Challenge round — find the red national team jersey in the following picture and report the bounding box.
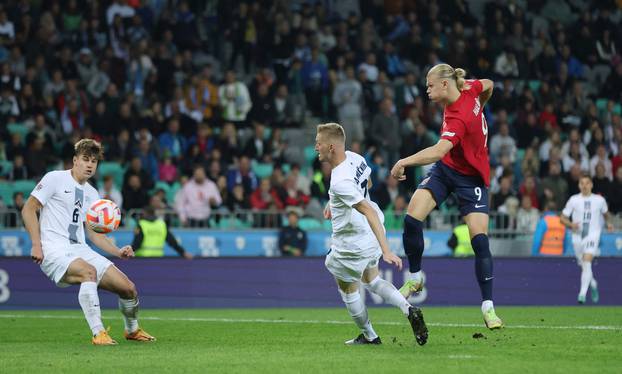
[439,80,490,186]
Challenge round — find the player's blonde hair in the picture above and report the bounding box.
[74,138,104,160]
[317,122,346,145]
[428,63,466,91]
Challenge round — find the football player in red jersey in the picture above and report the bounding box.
[390,63,503,329]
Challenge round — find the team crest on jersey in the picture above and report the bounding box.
[36,183,43,191]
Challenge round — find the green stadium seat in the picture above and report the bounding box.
[0,181,13,205]
[528,80,541,93]
[168,182,181,204]
[7,123,30,141]
[219,217,251,229]
[12,179,37,199]
[152,181,171,197]
[298,217,322,231]
[97,161,125,188]
[0,160,13,176]
[303,146,317,166]
[253,162,274,179]
[595,98,608,112]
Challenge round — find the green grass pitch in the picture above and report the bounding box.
[1,307,620,373]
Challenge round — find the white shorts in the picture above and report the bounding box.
[40,244,113,287]
[572,235,600,261]
[325,249,382,283]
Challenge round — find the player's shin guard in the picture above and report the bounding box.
[471,234,493,301]
[403,215,424,273]
[119,297,139,333]
[339,290,377,340]
[364,276,411,316]
[579,262,592,299]
[78,281,104,336]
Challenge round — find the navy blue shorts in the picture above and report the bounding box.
[417,161,489,216]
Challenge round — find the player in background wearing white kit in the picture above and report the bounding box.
[22,139,156,345]
[315,123,428,346]
[560,174,614,304]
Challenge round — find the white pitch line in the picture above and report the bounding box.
[0,314,621,331]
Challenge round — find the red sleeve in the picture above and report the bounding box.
[440,117,466,146]
[466,79,483,96]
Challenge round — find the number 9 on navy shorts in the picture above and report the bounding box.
[417,161,489,216]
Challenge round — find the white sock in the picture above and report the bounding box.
[409,271,422,282]
[580,262,592,298]
[78,281,104,336]
[365,276,411,316]
[340,290,377,340]
[119,298,139,333]
[481,300,494,314]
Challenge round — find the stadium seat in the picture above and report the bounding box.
[0,181,13,205]
[303,146,317,166]
[219,217,251,229]
[0,160,13,177]
[528,80,541,93]
[168,182,181,204]
[152,181,171,198]
[298,217,322,231]
[7,123,30,141]
[12,179,37,199]
[97,162,125,188]
[252,162,274,179]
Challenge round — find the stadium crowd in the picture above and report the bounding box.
[0,0,621,229]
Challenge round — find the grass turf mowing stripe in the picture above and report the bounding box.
[1,313,621,331]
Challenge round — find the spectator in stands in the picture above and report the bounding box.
[226,183,251,222]
[219,70,252,127]
[132,197,192,259]
[520,146,540,179]
[99,174,123,210]
[175,165,222,227]
[6,191,24,227]
[531,201,569,257]
[332,65,364,147]
[134,138,159,182]
[589,144,612,180]
[519,174,540,210]
[158,155,178,184]
[369,97,401,167]
[278,208,308,257]
[158,118,188,163]
[563,140,589,173]
[217,122,241,165]
[124,156,154,192]
[489,122,517,165]
[243,122,272,162]
[492,174,516,211]
[122,174,149,211]
[250,177,283,228]
[592,162,613,199]
[516,195,540,233]
[247,84,275,127]
[282,173,310,209]
[609,166,622,214]
[372,173,401,211]
[9,154,28,181]
[384,194,407,231]
[540,161,568,211]
[226,155,258,196]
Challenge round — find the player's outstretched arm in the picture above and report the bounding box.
[86,223,134,258]
[391,139,454,180]
[22,196,44,264]
[478,79,494,107]
[353,199,402,270]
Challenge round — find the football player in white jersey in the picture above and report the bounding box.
[560,174,614,304]
[315,123,428,346]
[22,139,155,345]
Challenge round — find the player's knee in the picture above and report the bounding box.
[119,280,137,299]
[471,233,491,258]
[79,264,97,282]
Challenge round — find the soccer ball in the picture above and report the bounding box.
[86,199,122,233]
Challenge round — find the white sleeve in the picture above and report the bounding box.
[30,172,58,206]
[600,197,608,214]
[561,197,574,218]
[332,180,364,208]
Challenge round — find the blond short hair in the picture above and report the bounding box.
[428,63,467,90]
[74,138,104,160]
[317,122,346,145]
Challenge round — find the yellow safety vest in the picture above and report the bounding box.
[454,224,474,257]
[135,219,167,257]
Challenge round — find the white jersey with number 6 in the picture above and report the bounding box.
[31,170,100,251]
[562,193,608,241]
[328,151,384,258]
